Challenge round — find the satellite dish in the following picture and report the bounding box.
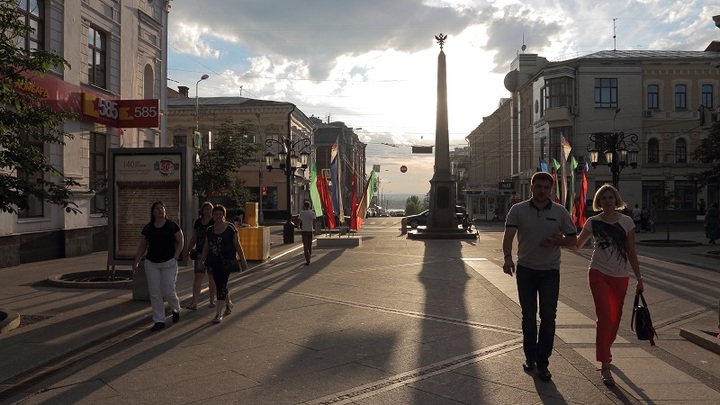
[521,44,527,52]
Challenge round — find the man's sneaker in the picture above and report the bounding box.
[150,322,165,332]
[522,360,535,372]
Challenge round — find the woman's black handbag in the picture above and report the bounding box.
[631,291,657,346]
[222,258,241,273]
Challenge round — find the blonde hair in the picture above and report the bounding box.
[592,184,626,211]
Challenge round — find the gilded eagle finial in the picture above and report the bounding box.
[435,33,447,50]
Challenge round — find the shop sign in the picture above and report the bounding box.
[82,93,159,128]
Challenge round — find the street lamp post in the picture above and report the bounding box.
[587,131,640,190]
[265,137,311,243]
[195,74,209,131]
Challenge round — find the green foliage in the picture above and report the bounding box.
[689,119,720,190]
[0,0,79,214]
[193,118,259,211]
[404,195,424,215]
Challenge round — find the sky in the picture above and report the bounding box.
[167,0,720,195]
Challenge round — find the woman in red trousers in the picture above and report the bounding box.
[570,184,643,386]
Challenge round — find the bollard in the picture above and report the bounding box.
[401,218,407,234]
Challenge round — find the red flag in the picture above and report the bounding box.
[350,172,358,230]
[577,169,588,228]
[318,174,335,229]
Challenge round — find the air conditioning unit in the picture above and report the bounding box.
[644,110,653,117]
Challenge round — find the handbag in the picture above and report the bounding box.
[631,291,657,346]
[221,258,241,273]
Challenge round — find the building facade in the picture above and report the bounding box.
[0,0,170,267]
[166,95,316,222]
[468,46,720,221]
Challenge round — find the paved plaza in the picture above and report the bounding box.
[0,219,718,404]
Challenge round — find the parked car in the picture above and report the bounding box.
[405,210,429,228]
[405,206,466,229]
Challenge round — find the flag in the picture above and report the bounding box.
[560,136,572,206]
[309,160,323,217]
[330,137,344,224]
[552,158,561,202]
[350,172,358,230]
[318,172,335,229]
[569,155,578,222]
[539,157,548,173]
[355,170,376,230]
[577,164,588,229]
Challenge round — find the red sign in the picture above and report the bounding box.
[400,165,408,173]
[82,93,159,128]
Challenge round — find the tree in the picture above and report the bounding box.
[689,119,720,190]
[405,195,424,215]
[193,118,259,211]
[0,0,80,214]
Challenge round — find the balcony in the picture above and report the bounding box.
[543,106,573,126]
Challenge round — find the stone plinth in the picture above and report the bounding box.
[316,236,362,248]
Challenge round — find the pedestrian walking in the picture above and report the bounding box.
[298,201,316,265]
[502,172,577,381]
[131,201,183,332]
[705,202,720,244]
[569,184,643,386]
[632,204,642,233]
[199,204,248,323]
[183,201,216,310]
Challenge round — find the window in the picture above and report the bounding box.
[702,84,713,109]
[647,138,659,164]
[674,84,687,110]
[16,0,44,51]
[90,133,107,215]
[674,181,695,210]
[675,138,687,163]
[647,84,659,110]
[544,77,573,109]
[17,134,45,218]
[594,78,617,108]
[88,27,107,88]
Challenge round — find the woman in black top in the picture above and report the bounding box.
[199,204,248,323]
[183,201,216,310]
[132,201,184,332]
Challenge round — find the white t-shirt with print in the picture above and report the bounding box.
[583,214,635,277]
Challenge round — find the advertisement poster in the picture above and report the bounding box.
[112,153,183,259]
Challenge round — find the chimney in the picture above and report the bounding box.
[178,86,189,97]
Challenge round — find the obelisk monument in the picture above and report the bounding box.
[427,34,456,229]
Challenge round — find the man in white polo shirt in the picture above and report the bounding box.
[502,172,577,381]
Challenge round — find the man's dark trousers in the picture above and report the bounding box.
[516,265,559,366]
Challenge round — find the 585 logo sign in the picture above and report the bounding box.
[82,93,159,128]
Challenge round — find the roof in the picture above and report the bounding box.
[560,49,720,63]
[167,96,292,108]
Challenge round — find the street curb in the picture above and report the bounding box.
[679,327,720,355]
[0,308,21,333]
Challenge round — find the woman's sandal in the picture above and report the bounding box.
[208,302,216,308]
[185,303,197,311]
[212,314,223,324]
[224,303,233,316]
[601,367,615,386]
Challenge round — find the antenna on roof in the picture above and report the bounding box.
[613,18,617,51]
[239,85,243,96]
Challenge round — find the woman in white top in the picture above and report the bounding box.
[570,184,643,386]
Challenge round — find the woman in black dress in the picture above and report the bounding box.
[199,205,248,323]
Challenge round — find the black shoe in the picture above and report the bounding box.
[537,365,552,381]
[150,322,165,332]
[522,360,535,371]
[172,311,180,323]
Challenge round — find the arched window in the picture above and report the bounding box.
[675,138,687,163]
[647,138,659,163]
[143,64,154,99]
